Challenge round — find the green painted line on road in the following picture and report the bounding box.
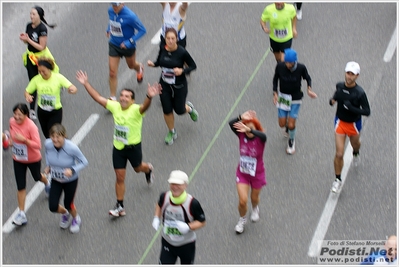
[137,47,270,265]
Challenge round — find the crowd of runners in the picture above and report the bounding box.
[2,2,388,265]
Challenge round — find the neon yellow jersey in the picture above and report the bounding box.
[25,72,72,111]
[261,3,296,43]
[106,101,144,150]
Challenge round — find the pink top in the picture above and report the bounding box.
[9,117,41,163]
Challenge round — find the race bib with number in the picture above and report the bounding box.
[239,155,257,177]
[109,20,123,37]
[163,220,184,242]
[161,68,176,84]
[274,28,288,39]
[50,167,67,181]
[12,143,28,161]
[114,125,129,144]
[40,94,56,111]
[277,92,292,111]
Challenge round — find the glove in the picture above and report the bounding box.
[152,216,160,231]
[175,220,190,234]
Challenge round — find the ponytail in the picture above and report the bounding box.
[34,6,57,29]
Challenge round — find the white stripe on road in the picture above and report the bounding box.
[383,25,397,62]
[2,113,100,234]
[307,143,354,257]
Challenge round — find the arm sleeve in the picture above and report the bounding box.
[157,192,167,208]
[228,117,240,136]
[29,123,41,150]
[71,143,89,173]
[190,198,206,223]
[183,50,196,75]
[153,47,162,67]
[251,129,267,143]
[272,64,279,92]
[346,93,371,116]
[302,66,312,87]
[60,74,73,88]
[123,14,147,49]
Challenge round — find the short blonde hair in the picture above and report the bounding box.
[49,123,67,138]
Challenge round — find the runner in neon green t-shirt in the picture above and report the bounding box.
[260,2,297,63]
[76,70,162,218]
[25,57,77,138]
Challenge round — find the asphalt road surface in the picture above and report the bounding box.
[1,2,397,265]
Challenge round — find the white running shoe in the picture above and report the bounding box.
[251,206,260,222]
[353,154,360,167]
[235,217,247,234]
[296,9,302,20]
[60,211,71,229]
[286,139,296,155]
[13,211,27,226]
[70,215,82,234]
[331,179,342,193]
[109,203,126,217]
[29,109,37,120]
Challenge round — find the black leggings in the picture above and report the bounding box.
[37,107,63,138]
[49,179,78,213]
[13,160,42,191]
[26,54,39,110]
[159,79,188,115]
[159,237,196,264]
[295,2,302,10]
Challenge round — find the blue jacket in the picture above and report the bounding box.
[107,5,146,49]
[45,139,88,183]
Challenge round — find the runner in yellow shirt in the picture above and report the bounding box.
[25,57,77,138]
[75,70,162,217]
[260,2,297,63]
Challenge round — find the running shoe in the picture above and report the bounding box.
[70,215,82,234]
[331,179,342,193]
[3,130,10,150]
[29,109,37,120]
[109,203,126,217]
[13,211,27,226]
[137,63,144,83]
[353,154,360,167]
[60,212,71,229]
[251,206,260,222]
[165,130,177,145]
[296,9,302,20]
[186,101,198,122]
[235,217,247,234]
[145,163,154,186]
[286,139,295,155]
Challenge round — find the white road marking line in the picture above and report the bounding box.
[383,25,397,62]
[307,143,354,258]
[2,113,100,234]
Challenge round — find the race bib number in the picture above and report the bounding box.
[163,220,184,242]
[277,92,292,111]
[161,68,176,84]
[239,156,257,177]
[50,167,67,181]
[40,94,56,111]
[12,143,28,161]
[109,20,123,37]
[274,28,288,39]
[114,125,129,144]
